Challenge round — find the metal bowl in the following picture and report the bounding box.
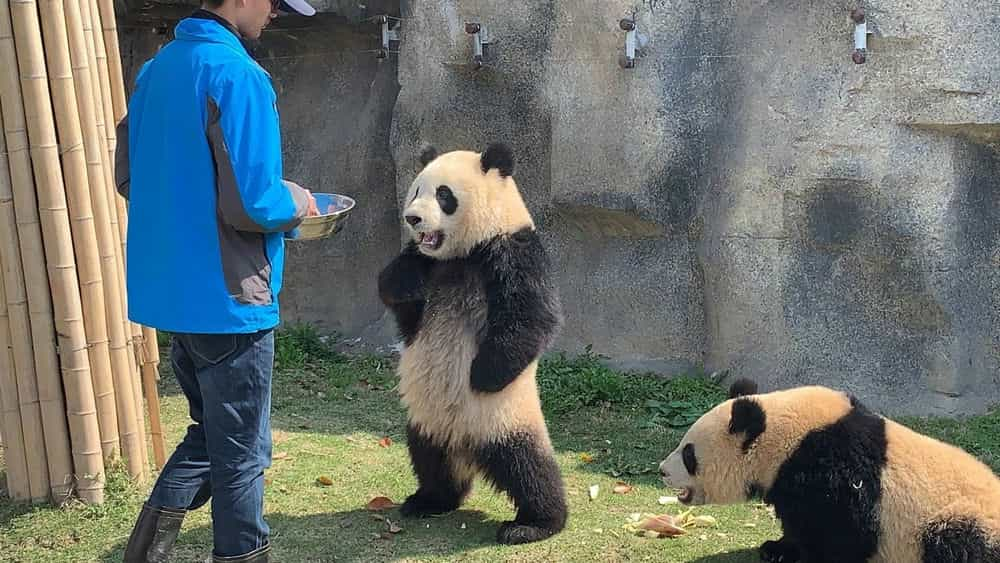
[288,193,356,241]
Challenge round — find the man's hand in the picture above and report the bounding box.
[305,190,320,216]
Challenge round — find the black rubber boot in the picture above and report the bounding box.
[123,503,186,562]
[212,542,270,562]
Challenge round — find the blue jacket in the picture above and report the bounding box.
[115,12,310,334]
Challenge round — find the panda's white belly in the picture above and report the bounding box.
[396,271,545,447]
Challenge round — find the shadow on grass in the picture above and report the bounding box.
[689,548,761,562]
[0,495,36,529]
[97,507,510,563]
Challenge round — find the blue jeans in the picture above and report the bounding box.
[146,330,274,558]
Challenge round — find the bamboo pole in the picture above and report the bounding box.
[11,0,105,505]
[96,0,126,125]
[0,104,48,504]
[2,0,76,505]
[141,325,166,469]
[84,0,140,456]
[83,0,123,293]
[63,0,153,482]
[94,0,129,290]
[0,120,33,503]
[0,270,32,503]
[95,0,157,472]
[131,323,148,472]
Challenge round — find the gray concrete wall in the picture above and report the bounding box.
[118,1,999,416]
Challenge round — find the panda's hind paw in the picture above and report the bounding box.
[399,493,458,518]
[496,521,559,545]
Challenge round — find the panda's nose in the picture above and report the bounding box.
[405,215,421,227]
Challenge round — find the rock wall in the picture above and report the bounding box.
[117,1,999,416]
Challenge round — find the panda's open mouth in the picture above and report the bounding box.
[418,230,444,250]
[677,487,694,504]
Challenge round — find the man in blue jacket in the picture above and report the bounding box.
[117,1,318,561]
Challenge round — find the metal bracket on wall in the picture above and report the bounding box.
[619,14,649,69]
[465,22,491,69]
[851,8,868,64]
[620,17,638,68]
[365,14,401,60]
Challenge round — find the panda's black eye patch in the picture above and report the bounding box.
[682,443,697,475]
[436,185,457,215]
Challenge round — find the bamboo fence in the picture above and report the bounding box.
[0,0,166,505]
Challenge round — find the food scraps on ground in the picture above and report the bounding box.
[625,508,718,539]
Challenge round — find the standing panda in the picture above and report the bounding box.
[658,379,1000,562]
[377,142,568,545]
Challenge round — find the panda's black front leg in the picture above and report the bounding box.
[470,230,561,393]
[378,242,434,344]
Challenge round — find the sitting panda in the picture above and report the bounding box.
[658,379,1000,563]
[377,142,567,545]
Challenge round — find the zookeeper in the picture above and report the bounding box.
[115,0,320,561]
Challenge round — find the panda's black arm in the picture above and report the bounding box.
[378,242,435,342]
[378,242,434,305]
[470,229,562,393]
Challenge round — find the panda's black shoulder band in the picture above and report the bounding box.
[469,228,561,393]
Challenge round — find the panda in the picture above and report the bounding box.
[376,142,567,545]
[658,378,1000,563]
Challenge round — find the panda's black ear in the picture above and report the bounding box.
[728,378,758,399]
[728,398,766,452]
[419,143,439,168]
[481,143,514,178]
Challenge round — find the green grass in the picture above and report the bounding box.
[1,326,998,562]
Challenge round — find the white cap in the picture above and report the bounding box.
[277,0,316,16]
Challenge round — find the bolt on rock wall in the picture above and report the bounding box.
[116,0,999,416]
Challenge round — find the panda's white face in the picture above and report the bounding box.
[402,147,533,260]
[658,392,767,507]
[658,404,736,506]
[402,176,463,259]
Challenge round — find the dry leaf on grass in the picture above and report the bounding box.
[366,496,399,511]
[272,452,289,460]
[378,436,393,448]
[579,453,594,463]
[316,476,334,486]
[658,495,679,505]
[612,482,634,494]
